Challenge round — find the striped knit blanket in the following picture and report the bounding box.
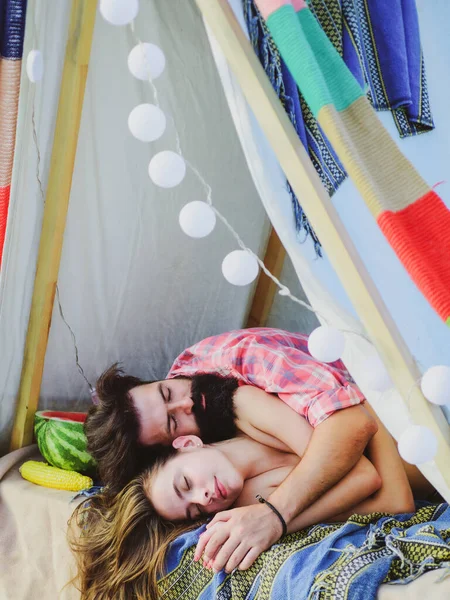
[253,0,450,325]
[0,0,27,268]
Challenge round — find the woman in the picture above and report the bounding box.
[70,387,433,599]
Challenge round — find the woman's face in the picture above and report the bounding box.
[146,446,244,521]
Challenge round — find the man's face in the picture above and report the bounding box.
[130,374,238,447]
[130,378,199,446]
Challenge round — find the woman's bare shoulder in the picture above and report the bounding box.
[234,466,294,508]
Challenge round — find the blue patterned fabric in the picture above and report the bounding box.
[159,504,450,600]
[243,0,434,255]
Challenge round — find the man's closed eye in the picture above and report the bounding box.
[171,415,178,434]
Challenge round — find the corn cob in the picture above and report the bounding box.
[19,460,93,492]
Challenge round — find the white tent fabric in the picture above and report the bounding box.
[0,0,278,453]
[0,0,448,502]
[205,0,450,500]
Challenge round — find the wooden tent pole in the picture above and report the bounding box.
[195,0,450,492]
[10,0,97,450]
[246,228,286,328]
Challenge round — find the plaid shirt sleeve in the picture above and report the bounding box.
[235,334,365,428]
[168,329,365,428]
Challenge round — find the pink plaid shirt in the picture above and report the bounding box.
[167,328,365,427]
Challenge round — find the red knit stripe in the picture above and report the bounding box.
[0,185,11,267]
[378,190,450,322]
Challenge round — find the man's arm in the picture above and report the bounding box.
[195,386,378,572]
[236,385,378,520]
[265,402,377,523]
[338,404,415,515]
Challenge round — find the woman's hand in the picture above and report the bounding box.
[194,503,283,573]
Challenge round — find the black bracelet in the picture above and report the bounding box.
[256,494,287,538]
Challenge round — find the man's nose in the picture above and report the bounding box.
[178,395,193,414]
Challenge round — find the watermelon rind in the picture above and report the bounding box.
[34,411,96,473]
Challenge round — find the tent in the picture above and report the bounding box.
[1,0,450,596]
[2,0,449,490]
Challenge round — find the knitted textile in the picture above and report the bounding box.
[0,0,28,268]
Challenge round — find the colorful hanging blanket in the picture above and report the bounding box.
[243,0,434,255]
[159,504,450,600]
[252,0,450,325]
[0,0,27,268]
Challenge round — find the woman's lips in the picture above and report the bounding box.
[215,476,228,500]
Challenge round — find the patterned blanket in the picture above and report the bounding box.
[159,504,450,600]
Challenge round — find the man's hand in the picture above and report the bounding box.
[194,504,283,573]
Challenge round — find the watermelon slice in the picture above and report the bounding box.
[34,410,96,473]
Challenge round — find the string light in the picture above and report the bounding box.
[398,425,438,465]
[148,151,186,188]
[222,250,259,286]
[99,0,139,26]
[128,42,166,81]
[179,201,216,238]
[26,50,44,82]
[421,365,450,406]
[360,353,393,393]
[128,103,166,142]
[307,325,345,363]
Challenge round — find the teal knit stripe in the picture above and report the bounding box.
[266,5,363,116]
[266,5,331,116]
[297,8,364,111]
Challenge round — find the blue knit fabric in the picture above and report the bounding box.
[0,0,27,59]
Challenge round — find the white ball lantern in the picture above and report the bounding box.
[148,151,186,188]
[361,354,393,392]
[421,365,450,406]
[179,201,216,238]
[26,50,44,82]
[222,250,259,286]
[128,104,166,142]
[128,43,166,81]
[308,325,345,363]
[398,425,438,465]
[99,0,139,26]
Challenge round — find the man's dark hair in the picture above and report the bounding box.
[84,364,161,495]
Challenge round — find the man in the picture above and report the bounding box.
[85,328,414,571]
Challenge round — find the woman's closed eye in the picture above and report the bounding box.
[184,476,191,491]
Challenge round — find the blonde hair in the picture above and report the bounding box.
[69,454,201,599]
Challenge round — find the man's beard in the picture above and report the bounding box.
[188,373,239,443]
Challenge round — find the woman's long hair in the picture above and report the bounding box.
[69,453,202,599]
